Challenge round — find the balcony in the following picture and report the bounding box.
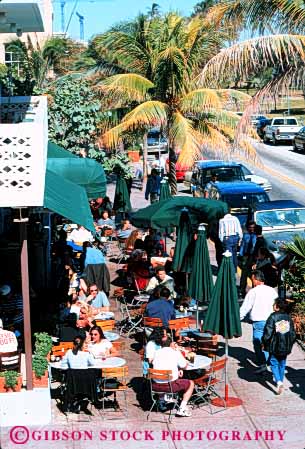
[0,0,44,33]
[0,96,48,207]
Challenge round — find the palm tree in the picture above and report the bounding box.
[95,13,250,194]
[5,36,82,92]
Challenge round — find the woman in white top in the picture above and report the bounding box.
[88,326,117,358]
[61,336,95,369]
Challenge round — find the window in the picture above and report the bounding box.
[286,119,298,125]
[256,208,305,227]
[5,51,23,77]
[273,119,284,125]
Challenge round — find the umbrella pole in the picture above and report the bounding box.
[211,338,243,408]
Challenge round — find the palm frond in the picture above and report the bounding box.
[199,34,305,87]
[170,112,203,166]
[285,236,305,270]
[98,73,154,103]
[180,88,224,113]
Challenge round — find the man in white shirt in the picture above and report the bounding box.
[68,225,94,251]
[240,270,278,373]
[146,267,176,299]
[152,338,194,417]
[218,210,243,270]
[0,318,18,353]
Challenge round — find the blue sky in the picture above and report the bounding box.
[53,0,199,41]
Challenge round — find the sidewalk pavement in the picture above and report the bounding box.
[1,181,304,449]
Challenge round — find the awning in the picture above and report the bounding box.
[47,143,107,199]
[47,142,77,158]
[44,170,95,232]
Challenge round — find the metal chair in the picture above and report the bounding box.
[0,351,21,372]
[146,368,179,422]
[191,358,227,414]
[100,366,128,418]
[193,335,219,361]
[111,340,126,356]
[118,302,144,337]
[62,368,100,414]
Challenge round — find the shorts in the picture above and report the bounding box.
[152,378,191,393]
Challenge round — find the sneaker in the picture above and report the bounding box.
[176,408,192,417]
[277,382,284,395]
[254,365,268,374]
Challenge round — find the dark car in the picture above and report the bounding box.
[253,200,305,262]
[208,182,270,227]
[293,126,305,152]
[191,160,245,191]
[256,117,271,139]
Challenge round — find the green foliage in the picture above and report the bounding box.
[90,149,133,179]
[34,332,53,357]
[284,236,305,303]
[0,370,19,389]
[48,76,102,154]
[32,332,52,378]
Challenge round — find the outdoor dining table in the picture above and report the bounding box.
[132,294,150,305]
[185,355,211,371]
[94,311,115,320]
[50,356,126,370]
[176,311,193,319]
[103,331,120,341]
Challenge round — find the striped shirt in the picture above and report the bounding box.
[218,214,243,242]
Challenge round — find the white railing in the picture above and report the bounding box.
[0,96,48,207]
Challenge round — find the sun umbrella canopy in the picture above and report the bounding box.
[131,197,228,229]
[159,177,171,201]
[172,209,193,272]
[188,225,214,304]
[204,251,242,339]
[113,176,131,213]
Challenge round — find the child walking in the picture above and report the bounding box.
[262,298,296,395]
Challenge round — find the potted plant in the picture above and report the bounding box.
[0,371,22,392]
[32,332,52,387]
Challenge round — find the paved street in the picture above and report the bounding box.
[252,141,305,203]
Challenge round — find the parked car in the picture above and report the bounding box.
[195,180,270,227]
[252,200,305,263]
[264,117,302,145]
[184,160,245,192]
[184,160,271,192]
[175,162,189,182]
[293,126,305,152]
[256,117,271,139]
[239,163,272,192]
[251,114,268,126]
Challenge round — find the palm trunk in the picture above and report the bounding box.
[143,132,148,180]
[168,146,177,196]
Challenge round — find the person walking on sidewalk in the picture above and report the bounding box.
[239,221,257,297]
[262,298,296,395]
[240,270,278,373]
[145,169,161,203]
[218,209,243,270]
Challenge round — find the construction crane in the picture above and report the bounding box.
[52,0,111,34]
[76,11,84,41]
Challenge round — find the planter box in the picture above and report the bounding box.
[128,150,140,162]
[0,376,22,393]
[33,372,49,388]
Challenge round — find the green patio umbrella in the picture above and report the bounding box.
[172,209,193,273]
[159,177,171,201]
[204,250,242,407]
[131,197,228,229]
[113,176,131,214]
[188,224,214,326]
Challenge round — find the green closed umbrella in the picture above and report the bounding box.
[113,176,131,213]
[159,177,171,201]
[188,224,214,326]
[204,250,242,407]
[172,209,193,273]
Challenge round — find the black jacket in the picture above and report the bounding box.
[262,312,296,357]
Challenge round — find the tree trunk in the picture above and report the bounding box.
[143,133,148,180]
[168,147,177,196]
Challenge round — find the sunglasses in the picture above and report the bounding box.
[90,289,98,292]
[90,332,99,336]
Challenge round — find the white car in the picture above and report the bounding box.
[239,164,272,192]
